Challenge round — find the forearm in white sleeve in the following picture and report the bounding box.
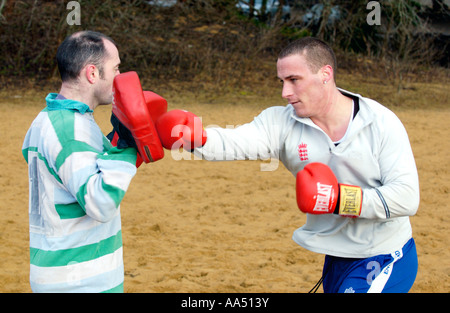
[194,107,286,162]
[360,117,420,220]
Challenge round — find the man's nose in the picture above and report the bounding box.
[281,83,293,99]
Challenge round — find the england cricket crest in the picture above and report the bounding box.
[298,142,308,161]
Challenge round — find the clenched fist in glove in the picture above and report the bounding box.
[296,162,362,218]
[155,109,207,151]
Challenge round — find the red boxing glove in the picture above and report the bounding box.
[143,90,168,123]
[155,109,207,151]
[296,162,362,217]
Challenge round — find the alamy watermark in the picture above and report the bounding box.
[169,119,280,172]
[63,0,380,172]
[367,1,381,26]
[65,1,381,26]
[66,1,81,26]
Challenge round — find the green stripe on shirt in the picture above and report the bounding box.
[30,230,122,267]
[97,146,138,164]
[47,109,75,143]
[55,202,86,219]
[55,140,100,171]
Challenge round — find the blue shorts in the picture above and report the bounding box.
[322,238,418,293]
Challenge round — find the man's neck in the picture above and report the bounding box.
[59,81,96,111]
[311,89,354,142]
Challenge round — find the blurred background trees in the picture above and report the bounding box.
[0,0,448,92]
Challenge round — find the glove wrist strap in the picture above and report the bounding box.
[334,184,363,218]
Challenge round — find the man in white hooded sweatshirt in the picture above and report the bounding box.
[155,37,419,293]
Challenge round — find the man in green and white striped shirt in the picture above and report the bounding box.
[22,31,137,292]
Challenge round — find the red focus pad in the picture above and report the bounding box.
[112,71,164,163]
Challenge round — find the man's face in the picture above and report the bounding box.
[277,53,326,118]
[95,39,121,106]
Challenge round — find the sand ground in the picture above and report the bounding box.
[1,88,449,293]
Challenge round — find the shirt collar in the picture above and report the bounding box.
[45,93,93,114]
[289,88,375,132]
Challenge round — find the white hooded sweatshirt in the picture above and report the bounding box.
[194,89,419,258]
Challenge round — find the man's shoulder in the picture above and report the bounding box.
[339,88,400,121]
[258,103,294,120]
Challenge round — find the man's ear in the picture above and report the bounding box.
[84,64,98,84]
[321,64,333,83]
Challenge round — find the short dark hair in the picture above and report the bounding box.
[56,31,116,82]
[278,37,337,80]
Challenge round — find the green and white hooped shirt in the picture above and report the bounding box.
[22,93,137,292]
